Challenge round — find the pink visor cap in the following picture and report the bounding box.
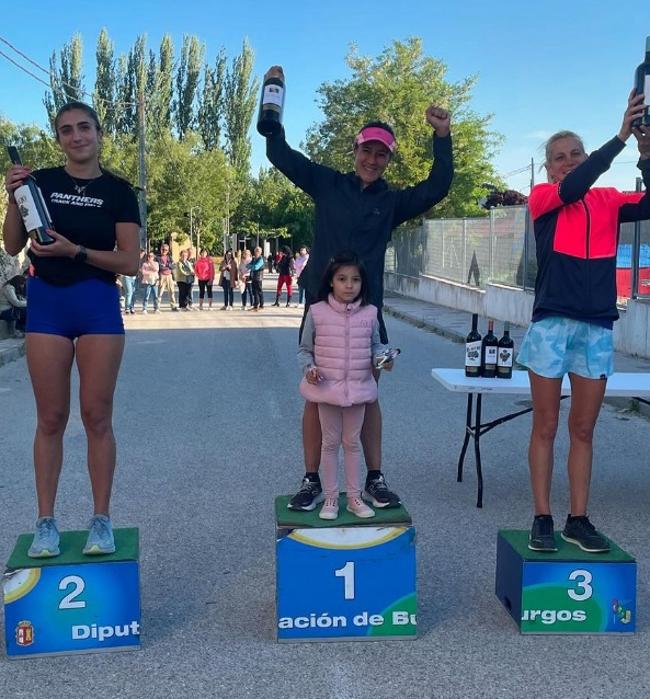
[354,126,396,153]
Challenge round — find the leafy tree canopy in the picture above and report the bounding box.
[305,38,504,217]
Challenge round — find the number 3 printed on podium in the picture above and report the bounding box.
[58,575,87,610]
[335,562,355,600]
[567,569,593,602]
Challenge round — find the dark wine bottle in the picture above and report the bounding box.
[497,321,514,379]
[481,319,498,378]
[7,146,55,245]
[465,313,482,377]
[257,69,285,137]
[633,36,650,128]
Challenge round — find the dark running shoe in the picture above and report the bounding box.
[528,515,558,552]
[561,515,610,553]
[287,477,324,511]
[362,473,401,508]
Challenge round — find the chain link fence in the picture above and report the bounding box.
[386,206,650,303]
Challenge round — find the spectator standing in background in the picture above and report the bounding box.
[195,248,215,310]
[140,252,160,313]
[157,243,178,311]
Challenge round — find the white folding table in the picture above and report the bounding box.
[431,368,650,508]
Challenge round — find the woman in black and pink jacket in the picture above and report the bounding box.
[519,91,650,554]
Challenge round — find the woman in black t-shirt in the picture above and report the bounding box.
[3,101,141,558]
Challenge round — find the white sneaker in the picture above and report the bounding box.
[319,497,339,520]
[142,309,148,314]
[346,496,375,518]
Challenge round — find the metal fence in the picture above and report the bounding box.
[386,206,650,303]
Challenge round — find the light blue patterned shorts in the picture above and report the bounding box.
[517,316,613,379]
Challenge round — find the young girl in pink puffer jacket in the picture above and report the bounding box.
[298,253,388,521]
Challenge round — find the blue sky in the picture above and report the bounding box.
[0,1,646,193]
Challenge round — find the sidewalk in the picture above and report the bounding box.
[382,290,650,415]
[0,336,25,368]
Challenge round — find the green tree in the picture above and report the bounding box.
[157,36,175,132]
[175,35,204,139]
[146,35,175,135]
[143,132,234,251]
[114,54,135,136]
[93,28,116,135]
[305,38,503,217]
[224,39,258,177]
[198,49,226,151]
[233,167,313,248]
[43,33,85,127]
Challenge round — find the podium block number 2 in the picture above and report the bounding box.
[335,562,355,600]
[59,575,86,610]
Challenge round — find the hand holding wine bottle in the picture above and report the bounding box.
[4,163,31,201]
[633,125,650,160]
[618,89,647,143]
[30,229,80,259]
[5,147,55,245]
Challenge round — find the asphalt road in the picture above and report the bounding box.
[1,283,649,699]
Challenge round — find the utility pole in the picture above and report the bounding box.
[530,157,535,192]
[189,206,201,255]
[137,93,148,251]
[632,176,644,299]
[223,183,230,253]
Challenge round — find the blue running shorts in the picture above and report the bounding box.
[517,316,613,379]
[26,277,124,339]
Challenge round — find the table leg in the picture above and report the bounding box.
[457,393,474,482]
[474,394,484,508]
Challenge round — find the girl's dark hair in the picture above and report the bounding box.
[359,120,395,137]
[54,101,102,138]
[281,245,292,256]
[317,251,368,305]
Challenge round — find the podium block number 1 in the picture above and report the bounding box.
[335,562,355,600]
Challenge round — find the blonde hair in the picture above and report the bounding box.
[544,130,585,166]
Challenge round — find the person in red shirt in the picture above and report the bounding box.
[194,248,215,310]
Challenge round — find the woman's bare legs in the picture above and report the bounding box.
[76,334,125,515]
[528,371,562,515]
[26,333,75,517]
[566,373,606,516]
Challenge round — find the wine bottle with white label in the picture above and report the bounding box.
[465,314,482,377]
[257,68,285,137]
[497,322,514,379]
[7,146,55,245]
[481,319,498,378]
[633,36,650,128]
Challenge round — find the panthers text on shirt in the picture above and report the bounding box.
[50,192,104,208]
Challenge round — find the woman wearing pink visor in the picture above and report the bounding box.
[264,65,453,512]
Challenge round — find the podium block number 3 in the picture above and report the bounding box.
[567,570,592,602]
[335,562,355,600]
[58,575,86,610]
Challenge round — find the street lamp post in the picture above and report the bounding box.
[189,206,201,255]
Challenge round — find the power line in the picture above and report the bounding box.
[0,34,140,108]
[0,48,51,89]
[0,36,49,75]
